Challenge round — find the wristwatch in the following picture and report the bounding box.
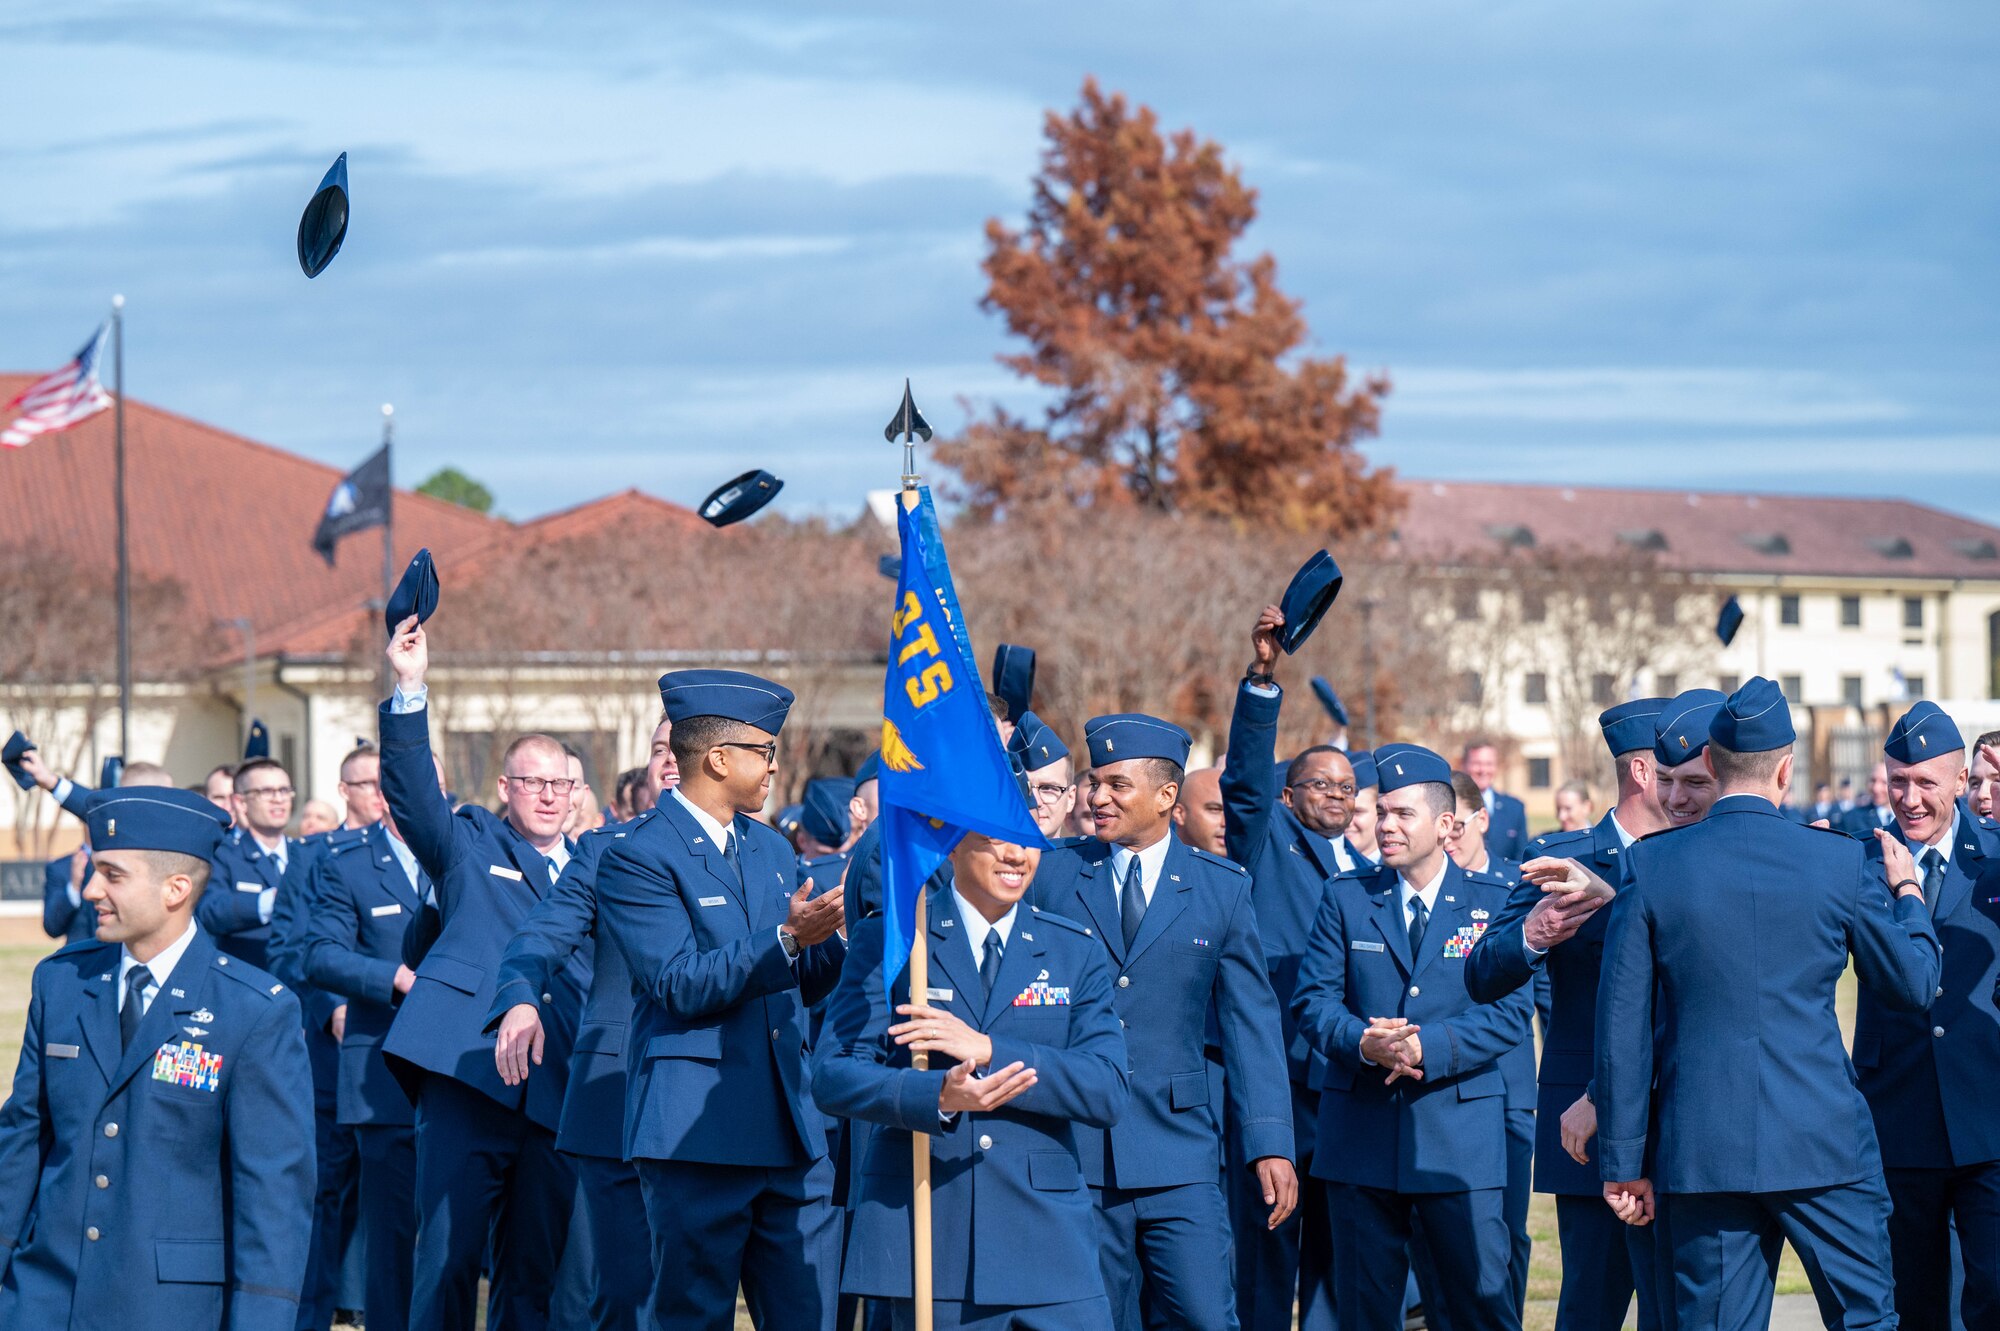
[778,928,802,960]
[1244,671,1276,689]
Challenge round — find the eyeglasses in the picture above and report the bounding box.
[1029,782,1071,805]
[1289,778,1356,796]
[338,779,380,794]
[505,776,578,797]
[241,787,294,800]
[719,741,779,764]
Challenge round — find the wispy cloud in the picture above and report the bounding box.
[1390,367,1914,428]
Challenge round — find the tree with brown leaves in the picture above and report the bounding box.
[937,78,1398,537]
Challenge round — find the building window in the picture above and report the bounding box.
[1719,674,1741,694]
[1779,594,1801,626]
[1454,587,1481,621]
[1841,675,1863,708]
[1656,672,1678,696]
[1458,670,1484,705]
[1524,672,1548,704]
[1781,674,1803,704]
[1527,757,1552,789]
[1840,596,1861,628]
[1905,674,1926,699]
[1903,596,1924,630]
[1591,673,1616,705]
[1520,590,1547,623]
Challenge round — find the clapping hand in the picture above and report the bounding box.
[939,1058,1037,1115]
[1360,1017,1424,1084]
[783,879,845,948]
[1519,856,1612,951]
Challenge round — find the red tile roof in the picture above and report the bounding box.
[1392,479,2000,580]
[0,374,502,668]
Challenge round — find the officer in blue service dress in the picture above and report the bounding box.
[593,669,848,1331]
[1292,743,1533,1331]
[1855,702,2000,1331]
[814,831,1132,1331]
[0,787,316,1331]
[481,712,680,1331]
[375,615,593,1331]
[1028,712,1297,1331]
[1462,741,1527,867]
[1595,677,1942,1331]
[1465,698,1673,1331]
[1219,606,1363,1331]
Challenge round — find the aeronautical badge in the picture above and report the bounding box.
[1012,980,1072,1007]
[152,1039,224,1092]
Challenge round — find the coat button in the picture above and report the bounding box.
[87,1227,100,1241]
[542,993,553,1003]
[104,1123,118,1138]
[95,1175,109,1189]
[1934,1026,1946,1038]
[772,1029,781,1040]
[1117,976,1130,989]
[1937,987,1945,998]
[978,1135,993,1150]
[1409,986,1421,997]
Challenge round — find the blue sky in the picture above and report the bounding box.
[2,3,1996,521]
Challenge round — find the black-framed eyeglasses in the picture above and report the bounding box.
[1029,782,1070,805]
[505,775,578,796]
[338,778,380,793]
[719,741,779,764]
[1289,778,1356,796]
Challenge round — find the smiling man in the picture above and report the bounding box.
[813,830,1130,1331]
[1030,712,1295,1331]
[1292,743,1532,1331]
[1651,689,1726,829]
[1855,702,2000,1331]
[0,788,315,1331]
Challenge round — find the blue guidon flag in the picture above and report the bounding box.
[877,485,1047,999]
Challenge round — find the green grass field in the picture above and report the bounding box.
[0,918,1837,1329]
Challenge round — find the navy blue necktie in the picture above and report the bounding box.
[722,830,744,891]
[1120,857,1147,949]
[1407,896,1429,959]
[120,967,154,1051]
[1920,848,1945,916]
[981,931,1005,999]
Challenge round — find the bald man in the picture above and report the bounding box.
[1175,768,1229,857]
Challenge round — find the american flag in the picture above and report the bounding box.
[2,322,114,449]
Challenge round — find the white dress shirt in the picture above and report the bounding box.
[951,888,1018,972]
[672,787,793,961]
[119,921,198,1017]
[1109,833,1174,908]
[1398,860,1448,936]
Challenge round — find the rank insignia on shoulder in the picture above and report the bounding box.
[1012,980,1071,1007]
[270,983,284,994]
[153,1040,224,1091]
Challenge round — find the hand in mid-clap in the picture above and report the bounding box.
[783,879,845,947]
[1519,856,1613,951]
[1360,1017,1423,1084]
[939,1058,1037,1115]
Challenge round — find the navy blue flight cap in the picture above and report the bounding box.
[1654,689,1727,766]
[1310,677,1350,727]
[386,548,439,637]
[801,777,855,845]
[1373,743,1453,793]
[1600,697,1668,759]
[776,803,804,837]
[854,749,882,785]
[1277,551,1343,655]
[99,756,124,791]
[699,470,783,528]
[298,152,350,279]
[1884,700,1962,765]
[657,669,795,734]
[87,787,232,860]
[244,718,271,761]
[991,644,1036,722]
[1008,711,1070,771]
[3,731,36,791]
[1709,677,1795,753]
[1716,595,1745,647]
[1348,749,1378,790]
[1083,714,1191,770]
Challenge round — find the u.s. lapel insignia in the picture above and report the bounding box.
[170,988,185,998]
[192,1008,215,1024]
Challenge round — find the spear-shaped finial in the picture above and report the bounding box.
[885,379,933,492]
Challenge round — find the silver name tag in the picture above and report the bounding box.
[698,896,727,907]
[489,865,523,881]
[47,1043,80,1059]
[926,987,953,1002]
[1351,941,1386,953]
[370,904,403,917]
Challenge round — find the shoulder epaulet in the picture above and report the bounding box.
[1188,846,1249,876]
[49,936,111,962]
[1027,904,1095,938]
[212,953,290,1002]
[1634,822,1693,842]
[327,824,371,848]
[326,834,372,859]
[1803,820,1857,838]
[1464,867,1516,890]
[801,851,847,869]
